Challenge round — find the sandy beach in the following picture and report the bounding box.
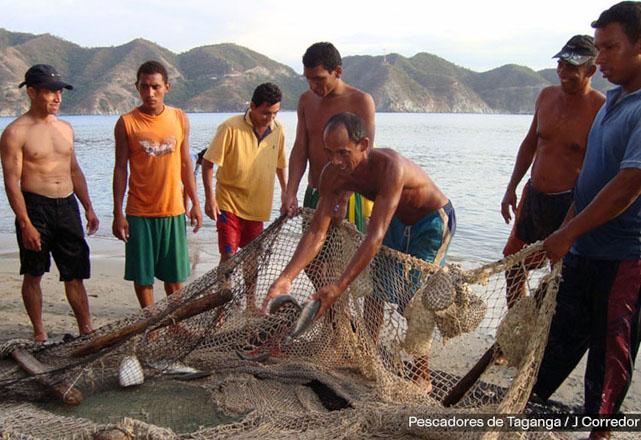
[0,229,640,438]
[0,231,220,342]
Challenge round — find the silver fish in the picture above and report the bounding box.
[148,359,200,375]
[287,299,320,343]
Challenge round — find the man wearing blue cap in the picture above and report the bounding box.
[499,35,605,345]
[0,64,98,343]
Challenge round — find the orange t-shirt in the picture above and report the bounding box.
[122,106,185,217]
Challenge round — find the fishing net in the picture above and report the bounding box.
[0,208,562,440]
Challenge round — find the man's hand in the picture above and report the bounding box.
[543,228,574,264]
[282,192,298,218]
[261,277,292,312]
[85,208,99,235]
[188,204,202,233]
[311,283,342,319]
[501,188,517,224]
[21,222,42,251]
[204,197,220,221]
[112,213,129,243]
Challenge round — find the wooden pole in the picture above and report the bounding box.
[442,343,498,407]
[11,348,84,405]
[72,289,232,357]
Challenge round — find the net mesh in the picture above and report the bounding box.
[0,209,562,440]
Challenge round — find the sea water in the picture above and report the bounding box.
[0,112,531,265]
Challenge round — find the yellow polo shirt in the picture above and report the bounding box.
[204,111,286,221]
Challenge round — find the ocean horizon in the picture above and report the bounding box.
[0,111,532,265]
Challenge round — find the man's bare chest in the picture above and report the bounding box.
[23,128,72,162]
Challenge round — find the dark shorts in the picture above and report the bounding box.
[216,211,263,256]
[16,192,90,281]
[504,180,573,256]
[533,254,641,415]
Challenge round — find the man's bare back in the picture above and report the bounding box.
[531,85,605,193]
[322,148,448,226]
[3,114,75,198]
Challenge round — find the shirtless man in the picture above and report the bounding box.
[0,64,98,342]
[282,42,375,231]
[264,113,456,392]
[500,35,605,309]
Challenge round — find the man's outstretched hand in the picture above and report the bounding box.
[310,283,342,320]
[261,277,293,313]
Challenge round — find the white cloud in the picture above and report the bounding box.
[0,0,615,72]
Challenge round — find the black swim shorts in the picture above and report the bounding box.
[16,192,90,281]
[515,181,573,244]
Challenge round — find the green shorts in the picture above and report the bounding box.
[125,215,190,285]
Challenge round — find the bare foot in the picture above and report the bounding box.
[34,332,48,343]
[80,328,96,337]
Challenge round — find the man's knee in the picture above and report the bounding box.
[22,274,42,288]
[63,278,84,289]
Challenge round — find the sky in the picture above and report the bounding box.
[0,0,616,73]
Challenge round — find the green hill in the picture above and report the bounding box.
[0,28,611,116]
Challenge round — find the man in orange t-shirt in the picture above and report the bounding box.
[112,60,202,308]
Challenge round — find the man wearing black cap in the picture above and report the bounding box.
[533,3,641,439]
[0,64,98,343]
[499,35,605,344]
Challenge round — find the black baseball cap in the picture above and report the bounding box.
[552,35,597,66]
[18,64,73,90]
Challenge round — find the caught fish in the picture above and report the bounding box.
[286,299,320,343]
[148,359,200,375]
[235,295,302,362]
[118,355,144,387]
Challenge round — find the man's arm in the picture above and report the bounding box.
[112,117,130,242]
[0,124,41,251]
[544,167,641,262]
[313,162,403,317]
[179,111,202,233]
[360,93,376,148]
[501,101,540,224]
[283,98,308,217]
[263,175,336,310]
[69,146,99,235]
[201,158,220,221]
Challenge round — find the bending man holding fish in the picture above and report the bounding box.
[262,112,456,392]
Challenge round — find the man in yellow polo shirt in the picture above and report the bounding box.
[202,83,287,310]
